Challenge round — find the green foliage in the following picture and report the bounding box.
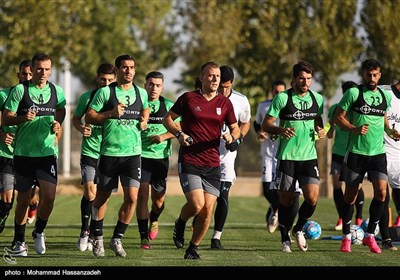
[360,0,400,83]
[299,0,363,99]
[173,0,363,112]
[0,0,176,89]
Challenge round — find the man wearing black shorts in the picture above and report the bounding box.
[2,53,66,256]
[334,59,400,253]
[85,54,149,257]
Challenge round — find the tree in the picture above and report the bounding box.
[173,0,244,91]
[297,0,362,196]
[300,0,362,101]
[360,0,400,83]
[0,0,176,89]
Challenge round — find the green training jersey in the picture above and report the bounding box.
[0,87,18,158]
[267,89,324,161]
[338,85,392,156]
[328,103,350,156]
[4,82,66,157]
[141,97,180,159]
[74,89,102,159]
[89,84,148,157]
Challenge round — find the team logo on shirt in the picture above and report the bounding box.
[290,110,317,120]
[216,108,221,115]
[29,104,40,113]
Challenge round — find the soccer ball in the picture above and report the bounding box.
[360,218,380,235]
[350,225,364,245]
[303,220,322,240]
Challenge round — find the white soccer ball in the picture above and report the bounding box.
[350,225,364,245]
[303,220,322,240]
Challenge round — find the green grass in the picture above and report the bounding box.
[0,195,399,271]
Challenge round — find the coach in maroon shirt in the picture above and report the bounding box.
[163,61,241,259]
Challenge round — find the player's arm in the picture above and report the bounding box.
[2,108,36,126]
[139,106,150,131]
[384,112,400,141]
[314,116,326,139]
[327,117,335,139]
[262,115,296,139]
[163,110,191,146]
[85,104,124,125]
[333,107,368,135]
[239,121,251,139]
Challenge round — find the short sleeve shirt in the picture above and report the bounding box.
[267,89,324,160]
[328,103,350,156]
[141,97,179,159]
[4,82,66,157]
[74,89,102,159]
[171,91,237,167]
[338,86,392,156]
[88,84,149,157]
[0,87,18,158]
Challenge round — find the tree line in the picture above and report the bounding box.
[1,0,399,195]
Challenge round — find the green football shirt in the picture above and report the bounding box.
[338,86,392,156]
[88,84,148,157]
[4,82,66,157]
[267,89,324,161]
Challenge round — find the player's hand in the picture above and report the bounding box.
[139,116,148,131]
[282,127,296,139]
[83,124,92,137]
[315,126,326,139]
[257,131,268,142]
[1,132,14,145]
[52,120,61,134]
[25,109,36,121]
[225,135,243,152]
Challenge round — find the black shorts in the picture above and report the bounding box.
[275,159,320,192]
[341,152,388,187]
[80,155,99,184]
[98,155,141,191]
[178,163,221,196]
[141,157,169,193]
[331,154,344,176]
[0,156,13,175]
[13,155,58,192]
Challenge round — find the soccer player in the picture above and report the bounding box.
[0,60,33,234]
[2,53,66,256]
[334,58,399,253]
[377,79,400,250]
[210,65,251,249]
[254,80,286,233]
[85,54,149,257]
[327,81,365,231]
[262,60,325,253]
[72,63,116,251]
[136,71,179,249]
[163,61,240,259]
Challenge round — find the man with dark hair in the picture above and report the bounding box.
[0,59,33,233]
[334,58,399,253]
[254,80,286,234]
[136,71,180,250]
[377,79,400,250]
[327,81,364,231]
[209,65,251,249]
[262,60,325,253]
[86,54,149,257]
[3,53,66,256]
[72,62,116,252]
[163,61,240,259]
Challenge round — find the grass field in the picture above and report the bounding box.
[0,194,399,274]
